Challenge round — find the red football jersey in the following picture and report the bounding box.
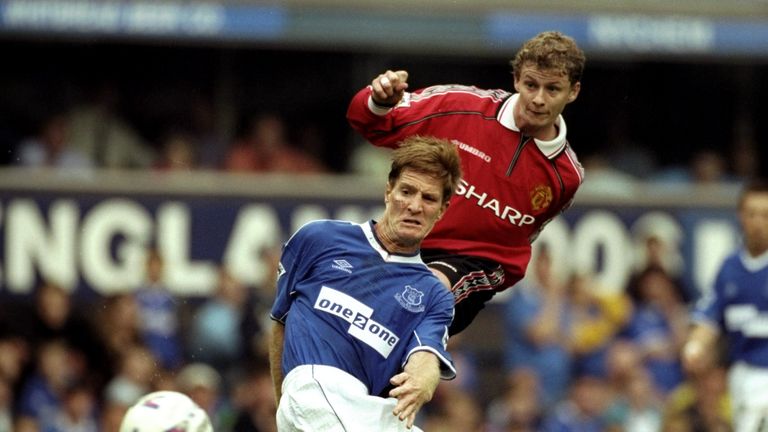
[347,84,584,290]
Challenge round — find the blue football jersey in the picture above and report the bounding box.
[270,220,456,395]
[692,249,768,367]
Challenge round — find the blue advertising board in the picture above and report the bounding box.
[2,0,768,57]
[0,174,742,303]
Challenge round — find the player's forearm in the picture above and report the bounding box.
[403,351,441,395]
[346,87,404,148]
[269,321,286,405]
[347,88,382,132]
[390,350,442,427]
[685,323,719,351]
[682,322,719,373]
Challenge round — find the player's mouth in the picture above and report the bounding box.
[527,108,548,117]
[401,218,422,228]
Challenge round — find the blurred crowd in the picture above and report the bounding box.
[418,235,732,432]
[0,230,733,432]
[3,80,759,187]
[0,246,282,432]
[7,83,330,176]
[0,75,751,432]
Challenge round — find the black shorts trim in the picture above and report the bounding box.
[421,249,506,335]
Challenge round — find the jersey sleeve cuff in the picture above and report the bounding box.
[404,347,457,381]
[367,95,394,116]
[689,314,721,334]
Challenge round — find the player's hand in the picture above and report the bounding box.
[389,371,431,428]
[371,70,409,107]
[388,352,439,429]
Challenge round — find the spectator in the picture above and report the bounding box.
[101,344,161,432]
[601,342,664,432]
[650,149,736,187]
[440,333,479,396]
[10,281,108,392]
[566,273,633,379]
[730,117,759,183]
[621,368,664,432]
[603,339,644,397]
[347,136,392,177]
[66,83,155,169]
[176,362,235,431]
[93,293,143,378]
[14,113,92,171]
[628,232,689,303]
[15,339,77,432]
[189,96,229,170]
[420,386,484,432]
[577,153,638,198]
[240,246,281,362]
[540,373,614,432]
[0,335,27,394]
[134,249,183,370]
[229,360,277,432]
[46,381,99,432]
[0,378,11,432]
[486,367,544,432]
[188,267,248,373]
[624,266,688,394]
[154,130,198,171]
[663,365,731,432]
[224,112,326,173]
[503,245,573,408]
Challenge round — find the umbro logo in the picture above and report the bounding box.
[452,139,491,163]
[332,259,353,274]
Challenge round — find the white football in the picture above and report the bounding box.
[119,390,213,432]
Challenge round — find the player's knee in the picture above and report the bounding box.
[429,268,451,289]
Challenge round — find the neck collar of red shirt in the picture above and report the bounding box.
[498,94,569,159]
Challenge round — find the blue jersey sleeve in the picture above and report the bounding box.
[403,284,456,380]
[270,222,322,323]
[691,259,728,330]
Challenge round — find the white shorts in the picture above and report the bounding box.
[729,361,768,432]
[276,364,423,432]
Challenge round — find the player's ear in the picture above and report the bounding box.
[567,81,581,103]
[513,75,521,93]
[436,201,449,220]
[384,182,392,203]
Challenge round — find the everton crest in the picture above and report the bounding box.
[395,285,425,313]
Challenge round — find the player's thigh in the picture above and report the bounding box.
[281,365,423,431]
[729,362,768,432]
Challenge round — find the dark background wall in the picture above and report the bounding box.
[2,38,766,175]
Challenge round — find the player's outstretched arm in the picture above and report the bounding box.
[370,70,409,107]
[388,350,440,429]
[682,323,719,376]
[269,321,286,405]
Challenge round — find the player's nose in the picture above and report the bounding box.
[407,196,424,213]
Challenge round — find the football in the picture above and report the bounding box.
[119,390,213,432]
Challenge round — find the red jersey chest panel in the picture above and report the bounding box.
[436,133,570,244]
[347,84,583,281]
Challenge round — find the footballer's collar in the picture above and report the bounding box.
[498,93,568,159]
[739,248,768,272]
[360,221,425,265]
